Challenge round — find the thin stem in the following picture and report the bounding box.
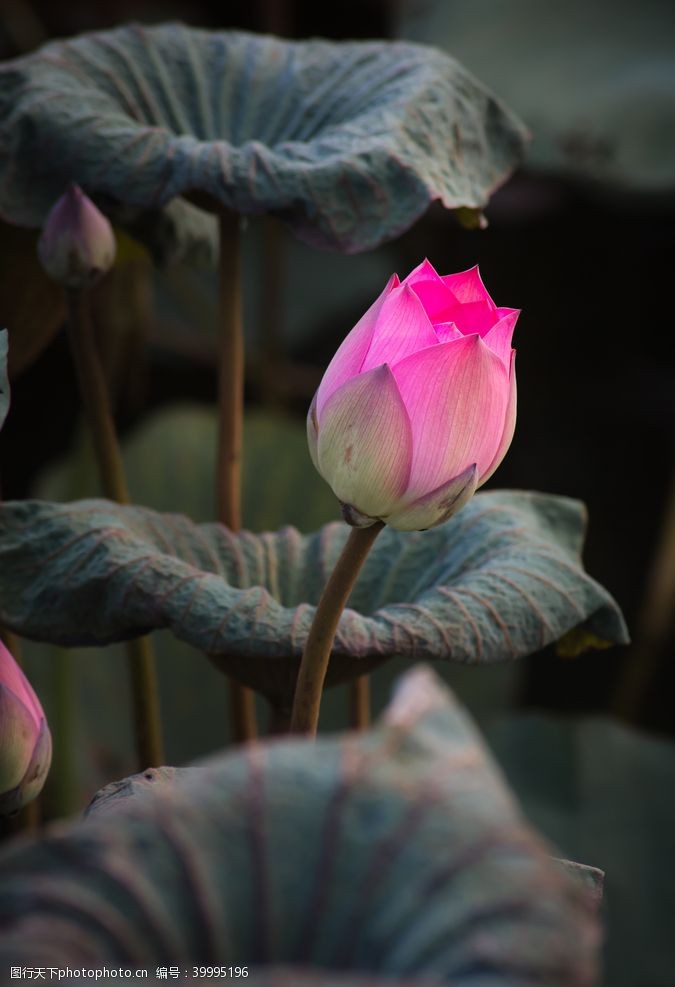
[260,215,283,407]
[217,211,257,742]
[291,522,383,735]
[127,637,164,767]
[349,676,371,731]
[66,290,130,504]
[66,289,163,768]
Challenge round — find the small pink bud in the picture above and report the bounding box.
[0,640,52,815]
[308,260,519,531]
[37,184,116,287]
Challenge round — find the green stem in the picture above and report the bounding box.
[260,215,283,407]
[217,211,257,743]
[66,289,163,768]
[349,675,371,731]
[291,522,383,735]
[66,290,130,504]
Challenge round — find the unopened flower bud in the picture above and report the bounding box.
[0,640,52,815]
[38,184,116,287]
[308,260,519,531]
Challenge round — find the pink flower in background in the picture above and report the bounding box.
[37,184,116,288]
[0,640,52,814]
[308,260,519,530]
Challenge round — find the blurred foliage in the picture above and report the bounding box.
[0,669,599,986]
[398,0,675,192]
[489,714,675,987]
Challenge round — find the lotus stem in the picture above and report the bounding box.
[66,290,130,503]
[349,676,371,731]
[217,210,257,742]
[66,289,163,769]
[291,522,384,735]
[260,215,283,407]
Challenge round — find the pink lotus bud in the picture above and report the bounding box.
[37,184,116,287]
[308,260,519,531]
[0,640,52,815]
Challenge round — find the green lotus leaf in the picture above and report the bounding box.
[0,23,527,260]
[0,329,8,432]
[0,667,599,984]
[0,491,628,707]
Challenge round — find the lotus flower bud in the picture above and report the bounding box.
[38,184,116,287]
[308,260,519,531]
[0,640,52,815]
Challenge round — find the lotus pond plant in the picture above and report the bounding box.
[308,260,518,532]
[0,668,602,984]
[0,17,630,981]
[0,20,531,741]
[0,639,51,816]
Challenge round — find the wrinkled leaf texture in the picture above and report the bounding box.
[0,23,528,261]
[0,667,599,985]
[0,490,628,705]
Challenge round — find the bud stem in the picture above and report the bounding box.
[349,675,371,730]
[291,522,384,735]
[66,288,163,770]
[216,210,257,743]
[66,290,129,503]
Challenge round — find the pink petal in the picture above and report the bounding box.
[317,364,412,518]
[361,285,438,373]
[392,335,510,498]
[306,392,319,472]
[479,350,517,486]
[0,641,43,727]
[0,684,36,792]
[401,258,443,287]
[316,273,399,419]
[483,309,520,369]
[385,463,478,531]
[401,258,455,320]
[434,322,463,343]
[442,266,496,307]
[408,279,459,323]
[446,299,500,336]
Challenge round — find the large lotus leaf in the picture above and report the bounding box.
[24,408,513,803]
[0,23,527,257]
[0,329,8,433]
[398,0,675,191]
[0,667,599,983]
[0,490,628,707]
[488,714,675,987]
